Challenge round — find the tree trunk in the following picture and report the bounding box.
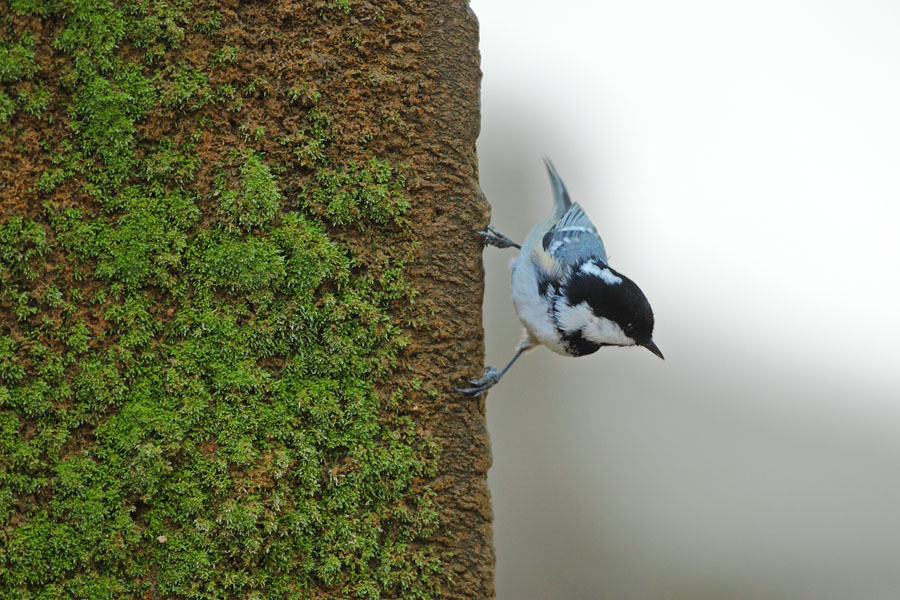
[0,1,491,598]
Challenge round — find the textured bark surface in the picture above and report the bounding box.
[0,1,491,597]
[409,4,495,598]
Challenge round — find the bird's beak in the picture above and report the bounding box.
[642,340,665,360]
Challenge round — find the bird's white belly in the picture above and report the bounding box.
[510,252,570,356]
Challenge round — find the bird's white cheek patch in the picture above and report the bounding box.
[584,316,634,346]
[555,300,594,335]
[579,261,622,285]
[556,300,634,346]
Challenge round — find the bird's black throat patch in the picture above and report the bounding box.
[559,327,601,357]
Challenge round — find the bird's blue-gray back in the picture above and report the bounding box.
[542,203,609,268]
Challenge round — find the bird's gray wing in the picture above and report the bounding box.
[541,202,608,267]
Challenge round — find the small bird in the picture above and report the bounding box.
[456,158,663,396]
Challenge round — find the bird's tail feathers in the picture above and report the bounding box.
[543,157,573,219]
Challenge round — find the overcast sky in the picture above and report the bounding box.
[470,1,900,598]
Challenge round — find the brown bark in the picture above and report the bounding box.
[406,4,495,598]
[0,0,492,597]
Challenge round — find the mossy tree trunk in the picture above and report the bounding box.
[0,2,491,598]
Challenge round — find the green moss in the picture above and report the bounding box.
[47,188,199,291]
[70,65,155,188]
[0,2,443,599]
[214,81,243,112]
[0,90,14,123]
[0,216,49,278]
[0,30,37,83]
[210,44,239,66]
[216,150,283,229]
[193,230,287,295]
[305,157,410,227]
[16,82,52,117]
[325,0,353,17]
[244,75,272,98]
[144,135,203,187]
[159,62,212,110]
[192,9,222,34]
[0,30,37,123]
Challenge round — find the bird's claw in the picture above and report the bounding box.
[453,366,501,396]
[477,226,521,249]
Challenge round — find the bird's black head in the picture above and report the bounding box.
[562,260,663,359]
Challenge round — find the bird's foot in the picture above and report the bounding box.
[477,225,521,249]
[453,366,502,396]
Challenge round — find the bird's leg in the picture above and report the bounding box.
[454,345,528,396]
[473,183,521,249]
[477,225,521,249]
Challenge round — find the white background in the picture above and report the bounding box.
[469,1,900,598]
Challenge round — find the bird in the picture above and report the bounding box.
[456,158,663,396]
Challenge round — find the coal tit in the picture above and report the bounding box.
[457,158,663,396]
